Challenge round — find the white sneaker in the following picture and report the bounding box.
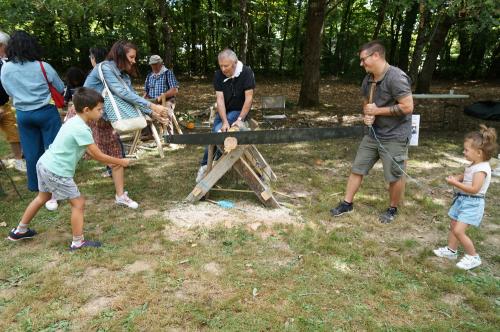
[433,247,458,260]
[456,255,481,270]
[196,165,208,183]
[115,191,139,209]
[45,198,58,211]
[14,159,27,172]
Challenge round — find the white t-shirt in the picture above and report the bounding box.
[461,161,491,196]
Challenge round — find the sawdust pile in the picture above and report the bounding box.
[164,201,299,229]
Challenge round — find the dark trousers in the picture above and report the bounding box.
[16,105,61,191]
[201,110,241,166]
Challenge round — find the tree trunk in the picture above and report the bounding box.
[224,0,235,48]
[207,0,216,71]
[158,0,174,68]
[409,1,431,84]
[388,6,403,65]
[263,2,273,71]
[332,0,353,75]
[298,0,328,107]
[487,41,500,79]
[456,24,471,68]
[146,8,160,55]
[372,0,388,40]
[238,0,249,63]
[292,0,304,73]
[415,13,455,93]
[398,0,418,72]
[279,0,293,71]
[189,0,200,74]
[469,27,489,78]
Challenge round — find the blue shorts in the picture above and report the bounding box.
[448,195,484,227]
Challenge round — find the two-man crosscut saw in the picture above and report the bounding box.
[164,126,364,145]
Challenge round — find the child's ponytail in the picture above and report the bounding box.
[477,124,498,160]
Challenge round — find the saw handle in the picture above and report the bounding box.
[365,81,376,127]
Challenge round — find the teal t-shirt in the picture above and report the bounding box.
[39,115,94,177]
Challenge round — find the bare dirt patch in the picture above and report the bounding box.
[123,260,153,274]
[79,296,117,316]
[481,222,500,248]
[441,293,465,306]
[143,209,161,218]
[173,279,226,303]
[202,262,223,276]
[85,267,111,277]
[63,267,119,299]
[163,224,194,241]
[0,287,17,300]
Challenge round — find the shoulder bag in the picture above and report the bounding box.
[39,61,65,109]
[98,63,147,133]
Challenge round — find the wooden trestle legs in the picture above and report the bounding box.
[186,126,279,208]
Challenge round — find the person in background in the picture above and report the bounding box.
[196,48,255,182]
[89,47,107,68]
[142,54,179,139]
[8,87,130,250]
[84,40,170,209]
[0,30,63,210]
[63,67,86,107]
[0,30,26,172]
[144,54,179,103]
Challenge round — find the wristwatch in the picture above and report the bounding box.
[237,117,243,122]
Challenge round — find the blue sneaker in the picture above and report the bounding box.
[330,201,353,216]
[8,228,37,241]
[379,207,398,224]
[70,240,102,251]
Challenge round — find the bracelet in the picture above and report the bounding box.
[237,117,243,121]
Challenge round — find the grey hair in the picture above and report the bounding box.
[218,49,238,62]
[0,31,10,46]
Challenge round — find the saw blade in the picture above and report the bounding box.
[164,126,363,145]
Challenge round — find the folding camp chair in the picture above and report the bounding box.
[261,96,286,128]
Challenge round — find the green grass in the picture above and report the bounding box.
[0,130,499,331]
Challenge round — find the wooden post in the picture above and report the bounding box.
[150,121,164,158]
[128,130,141,156]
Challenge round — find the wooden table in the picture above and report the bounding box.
[412,93,469,129]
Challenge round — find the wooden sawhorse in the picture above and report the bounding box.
[186,140,279,208]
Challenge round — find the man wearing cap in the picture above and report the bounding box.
[144,55,179,103]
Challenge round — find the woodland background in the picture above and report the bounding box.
[0,0,498,107]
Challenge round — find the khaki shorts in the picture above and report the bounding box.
[351,135,408,183]
[37,162,81,200]
[0,103,20,143]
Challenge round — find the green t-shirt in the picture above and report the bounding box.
[39,115,94,177]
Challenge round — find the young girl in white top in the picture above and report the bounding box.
[434,125,497,270]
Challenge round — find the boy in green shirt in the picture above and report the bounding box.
[8,87,130,250]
